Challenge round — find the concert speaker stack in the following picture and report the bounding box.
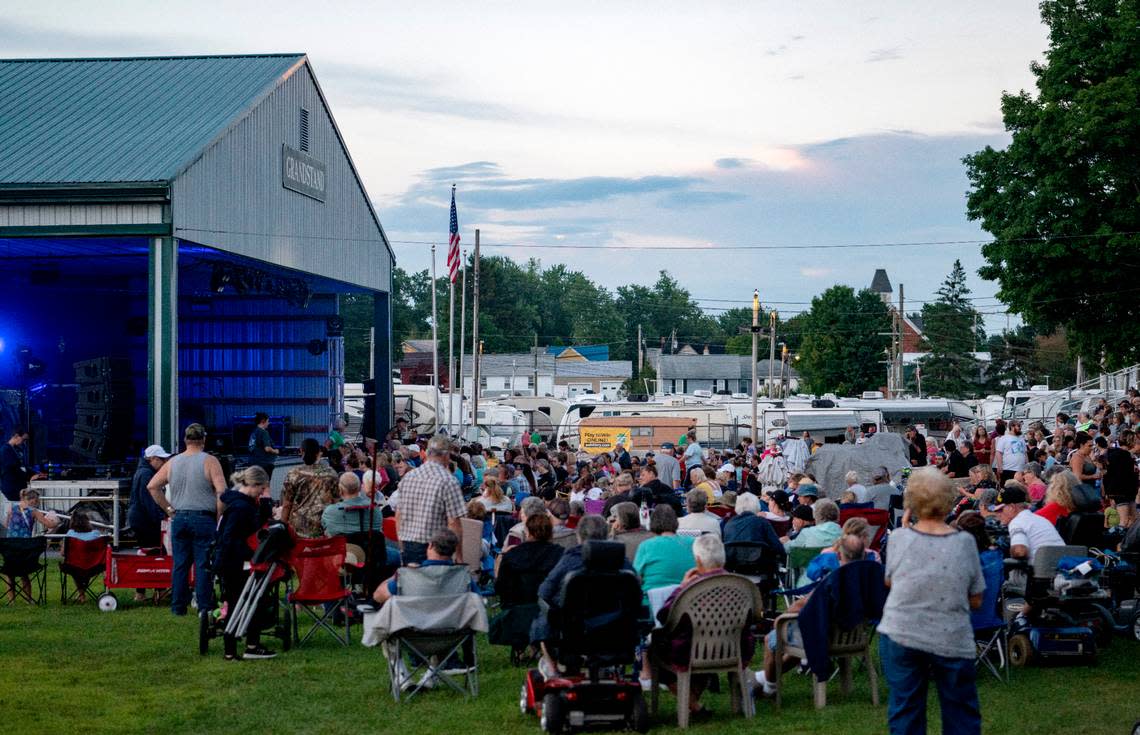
[70,357,134,461]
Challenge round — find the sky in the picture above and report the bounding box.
[5,1,1051,331]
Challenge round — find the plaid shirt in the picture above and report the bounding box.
[395,460,466,544]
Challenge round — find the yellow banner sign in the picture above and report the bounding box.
[579,426,631,454]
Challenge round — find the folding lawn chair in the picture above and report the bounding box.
[838,507,890,551]
[288,536,353,646]
[783,546,828,605]
[60,536,109,604]
[0,536,48,606]
[972,549,1008,682]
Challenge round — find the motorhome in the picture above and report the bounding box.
[837,398,976,440]
[556,396,753,450]
[490,395,569,440]
[761,407,883,444]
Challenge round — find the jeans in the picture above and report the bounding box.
[879,634,981,735]
[401,540,428,565]
[171,512,217,615]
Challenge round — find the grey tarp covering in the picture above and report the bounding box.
[361,592,489,647]
[805,433,911,499]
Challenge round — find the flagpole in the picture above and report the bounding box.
[458,250,467,440]
[472,229,481,437]
[431,245,440,432]
[448,280,455,435]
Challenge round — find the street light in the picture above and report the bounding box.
[750,290,760,444]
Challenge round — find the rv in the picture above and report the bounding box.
[837,398,976,440]
[761,407,883,444]
[556,396,757,450]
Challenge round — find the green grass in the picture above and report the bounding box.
[2,562,1138,735]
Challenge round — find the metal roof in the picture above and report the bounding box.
[658,355,798,380]
[870,268,892,294]
[0,54,305,185]
[556,360,632,379]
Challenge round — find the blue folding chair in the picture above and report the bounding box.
[972,549,1008,682]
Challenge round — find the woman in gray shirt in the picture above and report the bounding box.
[878,468,984,735]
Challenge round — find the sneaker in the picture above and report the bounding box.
[537,656,558,681]
[753,671,777,698]
[242,645,278,660]
[441,666,472,676]
[416,671,437,689]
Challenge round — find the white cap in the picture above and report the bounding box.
[143,444,172,459]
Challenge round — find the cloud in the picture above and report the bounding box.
[715,157,751,170]
[3,19,200,56]
[787,74,805,81]
[800,267,834,278]
[867,47,903,63]
[765,44,788,56]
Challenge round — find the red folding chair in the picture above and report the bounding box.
[838,507,890,551]
[60,536,109,604]
[382,517,398,543]
[287,536,353,646]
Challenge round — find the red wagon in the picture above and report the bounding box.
[97,548,184,612]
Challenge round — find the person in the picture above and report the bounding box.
[858,467,896,510]
[632,464,682,514]
[1,427,43,503]
[689,467,719,504]
[64,508,100,542]
[785,498,842,552]
[147,423,227,615]
[633,505,695,607]
[1103,429,1138,528]
[876,469,983,735]
[721,492,785,568]
[601,472,637,518]
[321,472,384,537]
[247,412,279,480]
[609,501,652,560]
[393,435,466,565]
[1021,461,1047,503]
[945,439,978,479]
[843,470,866,502]
[504,496,549,548]
[128,444,170,554]
[783,504,816,542]
[495,513,564,607]
[677,488,723,538]
[794,482,819,507]
[753,533,868,697]
[1,488,59,602]
[680,431,703,481]
[760,488,793,522]
[214,466,277,660]
[648,534,751,718]
[372,528,474,608]
[546,498,580,548]
[1067,432,1100,484]
[476,476,514,513]
[613,441,632,472]
[325,418,348,452]
[992,485,1063,563]
[1035,471,1077,526]
[971,425,992,467]
[654,442,682,490]
[386,416,414,444]
[905,426,928,467]
[994,420,1028,483]
[279,438,339,539]
[534,515,632,677]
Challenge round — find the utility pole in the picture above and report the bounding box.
[750,290,760,444]
[430,245,440,429]
[780,343,789,399]
[533,333,539,397]
[768,310,778,399]
[897,283,905,396]
[471,229,481,430]
[637,323,643,374]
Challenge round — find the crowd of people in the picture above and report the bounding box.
[3,406,1139,733]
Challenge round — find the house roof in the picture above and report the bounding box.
[545,344,609,361]
[0,54,305,185]
[556,360,632,379]
[870,268,892,294]
[462,353,557,376]
[403,339,436,353]
[658,355,800,381]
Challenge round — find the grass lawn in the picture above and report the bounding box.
[2,561,1139,735]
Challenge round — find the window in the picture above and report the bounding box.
[526,376,535,389]
[299,108,311,152]
[479,376,488,389]
[632,427,654,437]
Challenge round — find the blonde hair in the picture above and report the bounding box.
[481,476,505,504]
[614,472,635,489]
[970,464,996,485]
[905,468,956,520]
[1045,470,1077,511]
[230,465,270,488]
[840,490,858,504]
[842,516,871,543]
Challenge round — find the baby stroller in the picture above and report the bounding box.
[522,541,649,733]
[1003,545,1111,666]
[199,522,295,655]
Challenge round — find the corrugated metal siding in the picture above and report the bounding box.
[171,63,390,292]
[0,203,163,226]
[178,293,339,444]
[0,55,303,184]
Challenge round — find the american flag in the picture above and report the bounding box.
[447,185,460,283]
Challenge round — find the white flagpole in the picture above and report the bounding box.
[448,280,455,435]
[431,245,440,432]
[458,250,467,440]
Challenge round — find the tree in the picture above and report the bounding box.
[963,0,1140,367]
[796,286,891,396]
[616,272,718,359]
[919,260,984,397]
[984,327,1039,392]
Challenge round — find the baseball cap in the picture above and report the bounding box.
[796,483,819,498]
[792,505,815,521]
[143,444,171,459]
[988,485,1027,511]
[769,489,790,507]
[660,441,675,450]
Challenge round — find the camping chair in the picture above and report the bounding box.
[460,517,486,577]
[783,546,828,605]
[288,536,353,646]
[838,507,890,551]
[362,565,488,702]
[60,536,109,604]
[583,499,606,516]
[773,560,884,710]
[490,511,517,550]
[382,517,398,543]
[0,536,49,606]
[649,573,763,729]
[972,549,1008,682]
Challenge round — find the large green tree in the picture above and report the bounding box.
[964,0,1140,367]
[918,260,984,397]
[796,286,891,395]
